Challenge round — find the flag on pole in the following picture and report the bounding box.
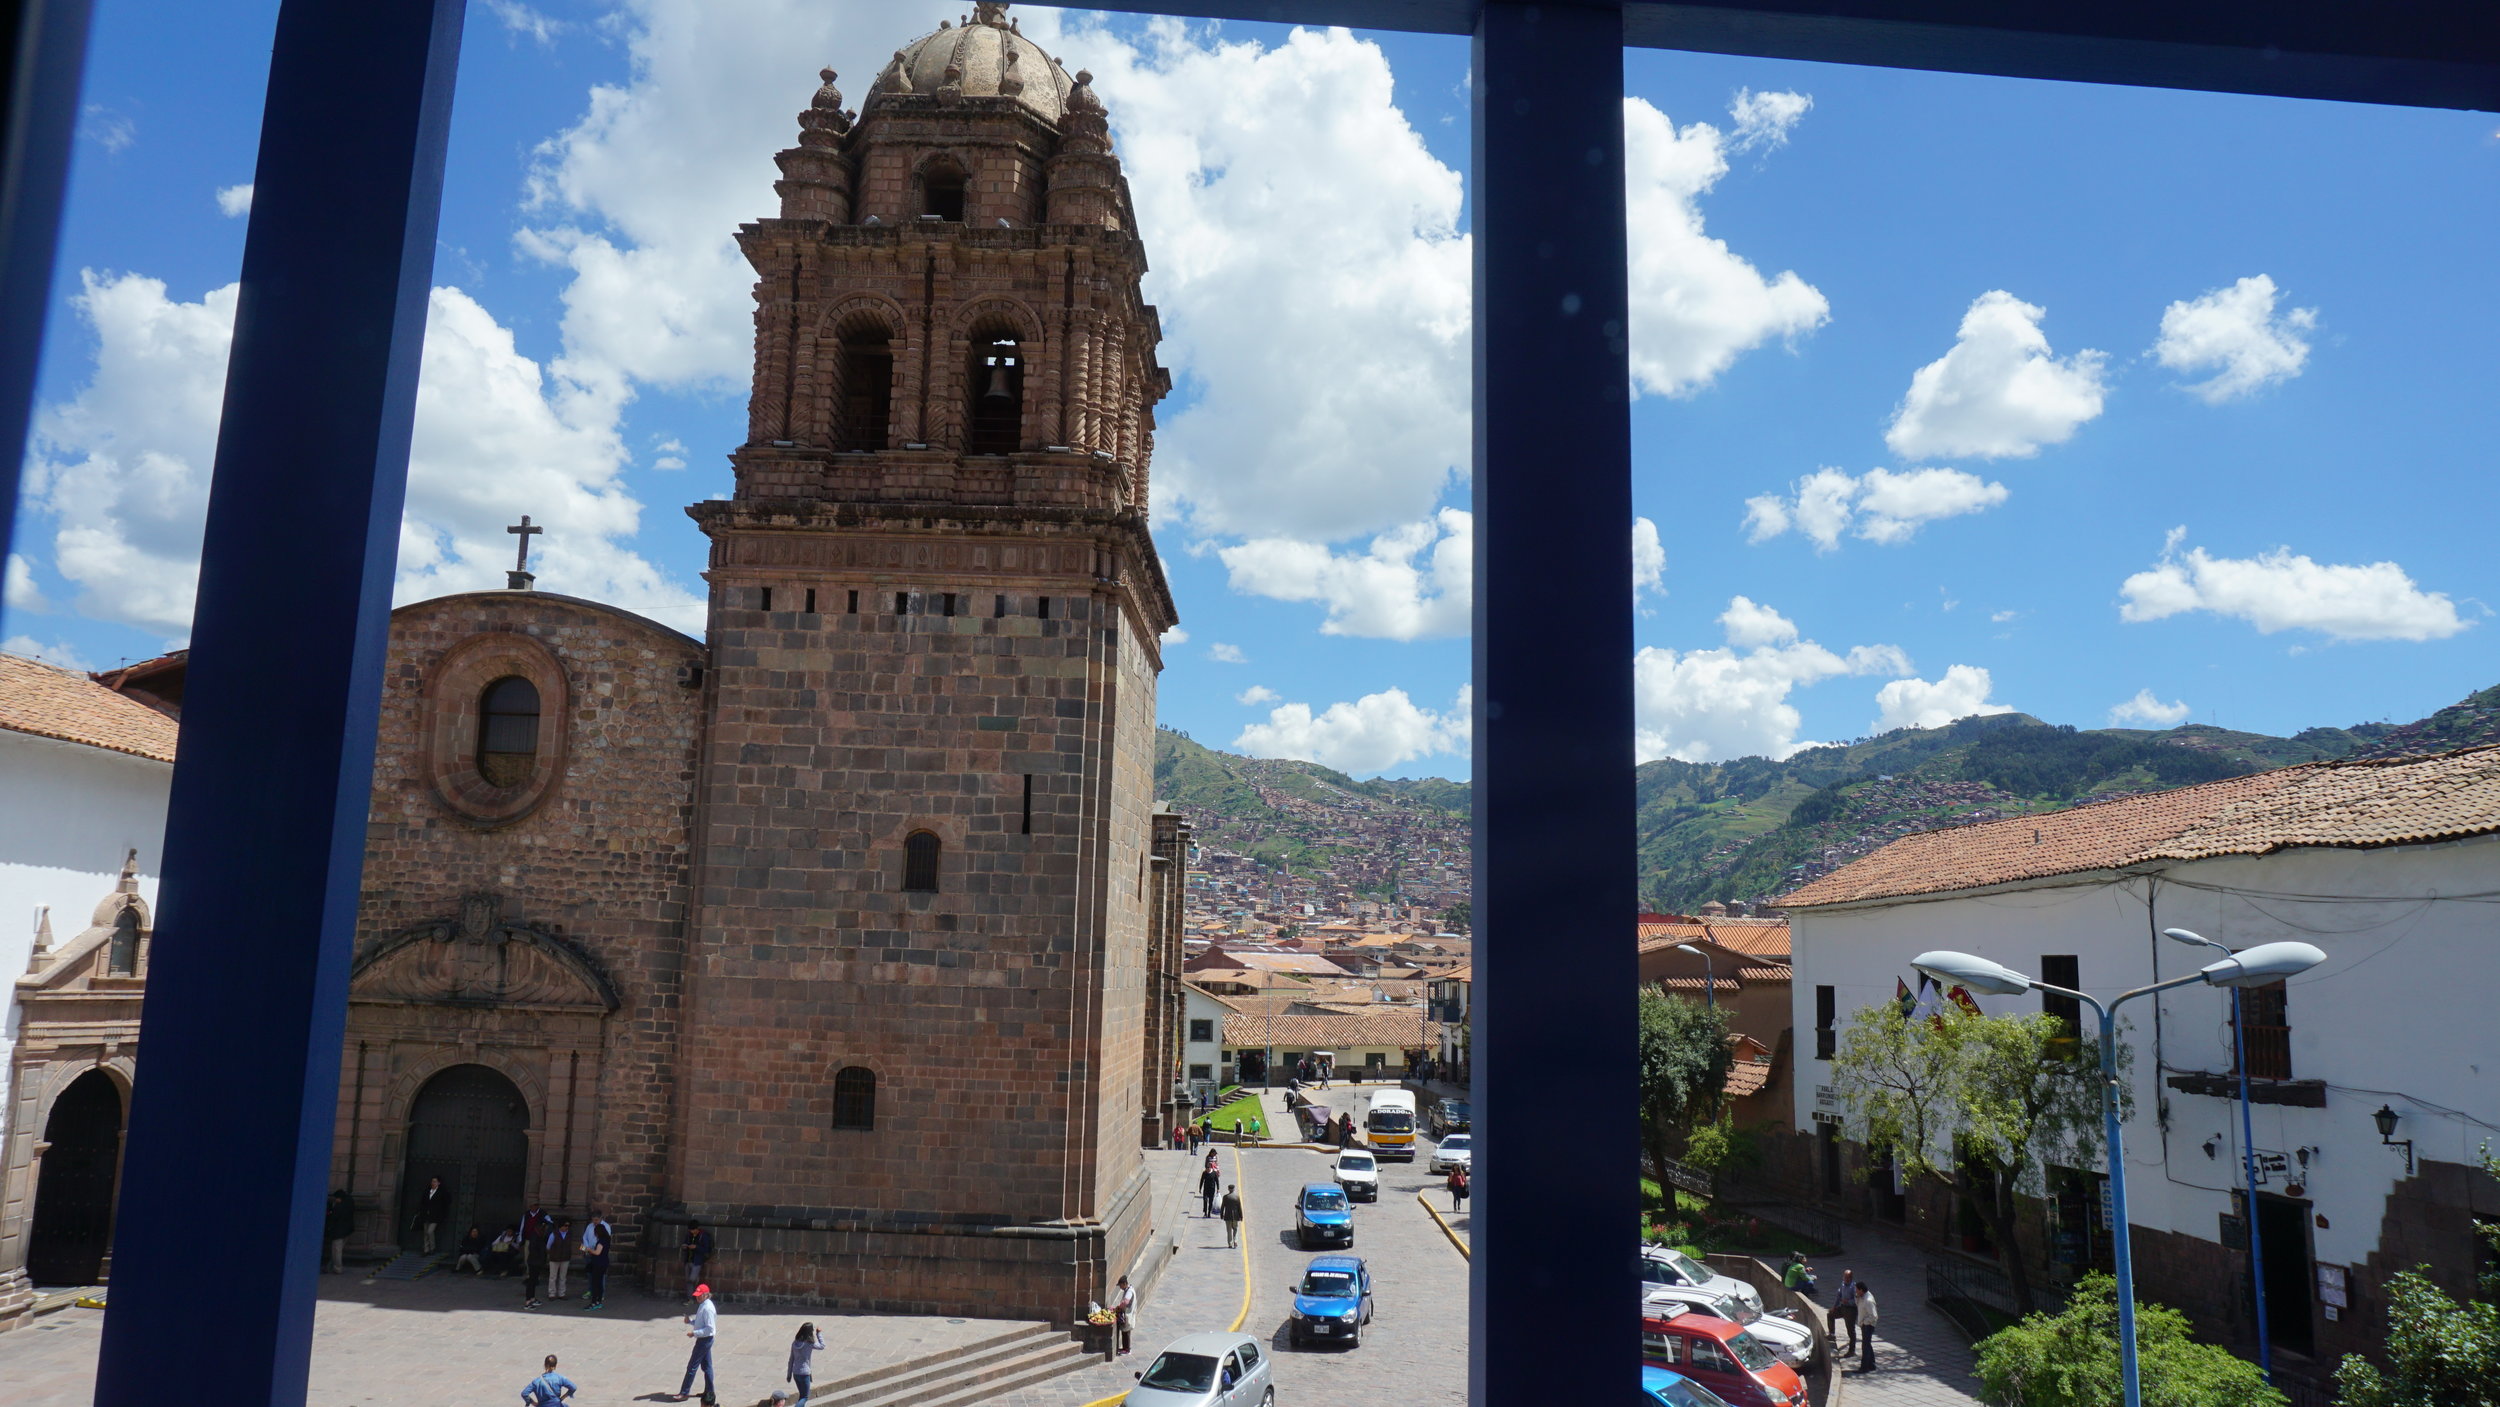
[1910,977,1946,1028]
[1895,977,1916,1022]
[1947,985,1983,1020]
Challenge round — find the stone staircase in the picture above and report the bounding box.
[809,1323,1095,1407]
[367,1251,447,1281]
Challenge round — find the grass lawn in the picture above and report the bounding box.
[1642,1179,1839,1258]
[1201,1092,1270,1137]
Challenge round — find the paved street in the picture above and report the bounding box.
[991,1085,1471,1407]
[1810,1224,1984,1407]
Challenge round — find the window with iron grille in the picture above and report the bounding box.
[831,1067,876,1131]
[2234,980,2292,1080]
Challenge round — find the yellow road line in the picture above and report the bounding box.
[1079,1145,1254,1407]
[1416,1190,1472,1260]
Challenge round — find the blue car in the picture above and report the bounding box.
[1643,1363,1734,1407]
[1294,1182,1354,1249]
[1288,1254,1376,1348]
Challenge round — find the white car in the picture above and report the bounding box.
[1333,1150,1380,1201]
[1427,1132,1472,1175]
[1640,1284,1817,1370]
[1639,1244,1764,1315]
[1126,1331,1275,1407]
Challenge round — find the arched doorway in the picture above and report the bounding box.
[27,1070,124,1286]
[398,1064,529,1252]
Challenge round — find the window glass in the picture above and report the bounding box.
[831,1067,876,1130]
[902,831,941,892]
[1237,1340,1262,1370]
[477,675,541,784]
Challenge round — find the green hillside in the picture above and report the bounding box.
[1154,728,1470,879]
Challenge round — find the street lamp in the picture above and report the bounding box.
[1674,942,1715,1012]
[1910,939,2326,1407]
[2162,927,2276,1384]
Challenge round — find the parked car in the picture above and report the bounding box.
[1333,1151,1380,1201]
[1639,1244,1763,1314]
[1427,1132,1472,1175]
[1640,1285,1815,1370]
[1288,1254,1376,1348]
[1428,1097,1473,1137]
[1295,1182,1354,1249]
[1127,1331,1275,1407]
[1640,1312,1806,1407]
[1643,1364,1735,1407]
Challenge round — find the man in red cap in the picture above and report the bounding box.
[675,1282,717,1404]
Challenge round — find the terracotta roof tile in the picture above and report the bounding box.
[0,653,179,763]
[1220,1012,1443,1049]
[1781,747,2500,908]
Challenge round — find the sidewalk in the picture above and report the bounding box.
[1817,1221,1984,1407]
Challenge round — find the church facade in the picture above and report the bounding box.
[2,6,1184,1330]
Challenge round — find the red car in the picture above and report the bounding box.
[1640,1311,1808,1407]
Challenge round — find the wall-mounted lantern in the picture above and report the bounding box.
[2372,1104,2414,1176]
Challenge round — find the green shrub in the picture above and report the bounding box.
[2332,1268,2500,1407]
[1973,1273,2283,1407]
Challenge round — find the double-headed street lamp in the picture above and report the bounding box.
[1909,939,2326,1407]
[2162,926,2276,1384]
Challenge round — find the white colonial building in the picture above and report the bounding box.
[1782,746,2500,1386]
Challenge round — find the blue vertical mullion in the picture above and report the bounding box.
[91,2,467,1404]
[1471,5,1637,1404]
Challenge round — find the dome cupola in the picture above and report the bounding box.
[868,3,1077,125]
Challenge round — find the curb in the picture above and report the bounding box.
[1415,1192,1471,1260]
[1077,1145,1254,1407]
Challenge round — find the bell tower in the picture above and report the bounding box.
[673,4,1176,1322]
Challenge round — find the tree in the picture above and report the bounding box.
[1974,1272,2284,1407]
[1828,1000,2114,1315]
[1437,901,1471,933]
[1637,986,1731,1188]
[2332,1269,2500,1407]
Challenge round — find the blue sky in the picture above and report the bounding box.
[6,2,2494,780]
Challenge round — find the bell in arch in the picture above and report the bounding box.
[981,357,1016,400]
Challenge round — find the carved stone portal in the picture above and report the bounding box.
[351,896,618,1012]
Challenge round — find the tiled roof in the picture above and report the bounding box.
[1723,1061,1772,1098]
[1637,916,1791,961]
[0,653,179,763]
[1781,747,2500,908]
[1221,1012,1444,1049]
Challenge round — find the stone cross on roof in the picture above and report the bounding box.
[506,515,542,590]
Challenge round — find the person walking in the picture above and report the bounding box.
[1219,1185,1243,1248]
[1337,1113,1355,1148]
[409,1176,450,1254]
[1854,1281,1880,1374]
[682,1220,713,1300]
[521,1215,550,1309]
[1112,1274,1137,1357]
[324,1189,354,1273]
[787,1321,825,1407]
[546,1217,575,1303]
[1198,1160,1221,1217]
[1829,1268,1858,1356]
[520,1353,579,1405]
[677,1283,719,1404]
[580,1210,612,1309]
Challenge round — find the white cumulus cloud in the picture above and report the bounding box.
[2118,527,2468,642]
[1220,508,1470,641]
[1622,95,1829,399]
[1160,626,1190,646]
[2,636,93,672]
[1236,685,1279,708]
[2109,689,2191,728]
[1873,664,2013,733]
[22,271,701,636]
[6,554,48,612]
[215,184,253,218]
[1744,466,2007,550]
[1208,643,1248,664]
[2153,274,2317,404]
[1632,516,1665,600]
[1886,290,2106,461]
[1728,88,1812,152]
[1634,598,1914,763]
[1234,685,1470,776]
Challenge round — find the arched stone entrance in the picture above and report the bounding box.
[27,1070,124,1286]
[397,1064,528,1251]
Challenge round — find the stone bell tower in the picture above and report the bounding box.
[670,3,1177,1323]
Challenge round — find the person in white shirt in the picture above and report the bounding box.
[1854,1282,1880,1374]
[1113,1275,1137,1356]
[676,1283,718,1403]
[787,1321,826,1406]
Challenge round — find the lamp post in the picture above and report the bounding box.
[1910,940,2326,1407]
[2162,927,2272,1383]
[1674,942,1715,1012]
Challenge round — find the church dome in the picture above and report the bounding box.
[870,4,1077,125]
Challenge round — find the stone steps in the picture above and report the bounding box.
[809,1323,1094,1407]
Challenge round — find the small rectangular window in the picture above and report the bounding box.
[994,594,1007,618]
[759,586,773,612]
[2235,979,2292,1080]
[1189,1063,1213,1082]
[942,592,959,617]
[2041,955,2082,1037]
[1189,1019,1215,1043]
[804,587,817,614]
[895,592,910,615]
[1038,596,1051,620]
[847,590,859,615]
[1021,774,1034,835]
[1815,984,1837,1061]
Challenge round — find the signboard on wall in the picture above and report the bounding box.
[2318,1264,2348,1309]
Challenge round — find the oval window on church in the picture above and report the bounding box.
[476,676,541,787]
